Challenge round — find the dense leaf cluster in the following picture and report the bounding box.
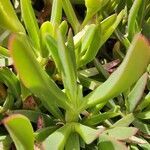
[0,0,150,149]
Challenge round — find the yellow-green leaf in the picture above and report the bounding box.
[0,0,25,33]
[3,114,34,150]
[82,34,150,109]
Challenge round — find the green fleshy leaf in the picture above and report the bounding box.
[100,14,117,34]
[79,10,124,67]
[73,25,91,49]
[126,73,148,113]
[112,114,135,127]
[20,0,40,50]
[45,34,62,72]
[0,0,25,33]
[62,0,80,33]
[57,30,77,101]
[40,21,54,57]
[98,135,127,150]
[79,67,99,78]
[59,21,68,38]
[83,0,109,26]
[82,34,150,109]
[103,127,138,140]
[35,126,59,142]
[133,119,150,135]
[94,58,110,79]
[74,123,102,144]
[43,124,72,150]
[65,133,80,150]
[137,92,150,111]
[83,111,120,126]
[128,0,142,40]
[67,29,76,73]
[80,24,96,55]
[3,114,34,150]
[78,74,102,90]
[136,111,150,119]
[51,0,62,27]
[9,33,69,119]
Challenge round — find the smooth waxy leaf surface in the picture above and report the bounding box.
[20,0,40,50]
[65,133,80,150]
[9,34,69,119]
[112,113,135,127]
[83,0,109,26]
[98,135,127,150]
[82,34,150,109]
[128,0,142,40]
[103,127,138,140]
[62,0,80,33]
[133,119,150,135]
[0,0,25,33]
[126,73,148,113]
[40,21,54,57]
[83,111,120,126]
[80,24,96,55]
[74,123,103,144]
[100,14,117,34]
[57,30,77,102]
[137,92,150,111]
[43,124,72,150]
[35,126,59,142]
[51,0,62,26]
[45,34,62,71]
[59,20,68,38]
[79,10,124,67]
[3,114,34,150]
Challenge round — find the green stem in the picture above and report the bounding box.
[127,0,142,40]
[51,0,62,27]
[65,109,79,122]
[62,0,80,33]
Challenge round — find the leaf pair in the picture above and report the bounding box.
[43,122,102,149]
[45,30,78,105]
[78,10,125,67]
[9,33,70,119]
